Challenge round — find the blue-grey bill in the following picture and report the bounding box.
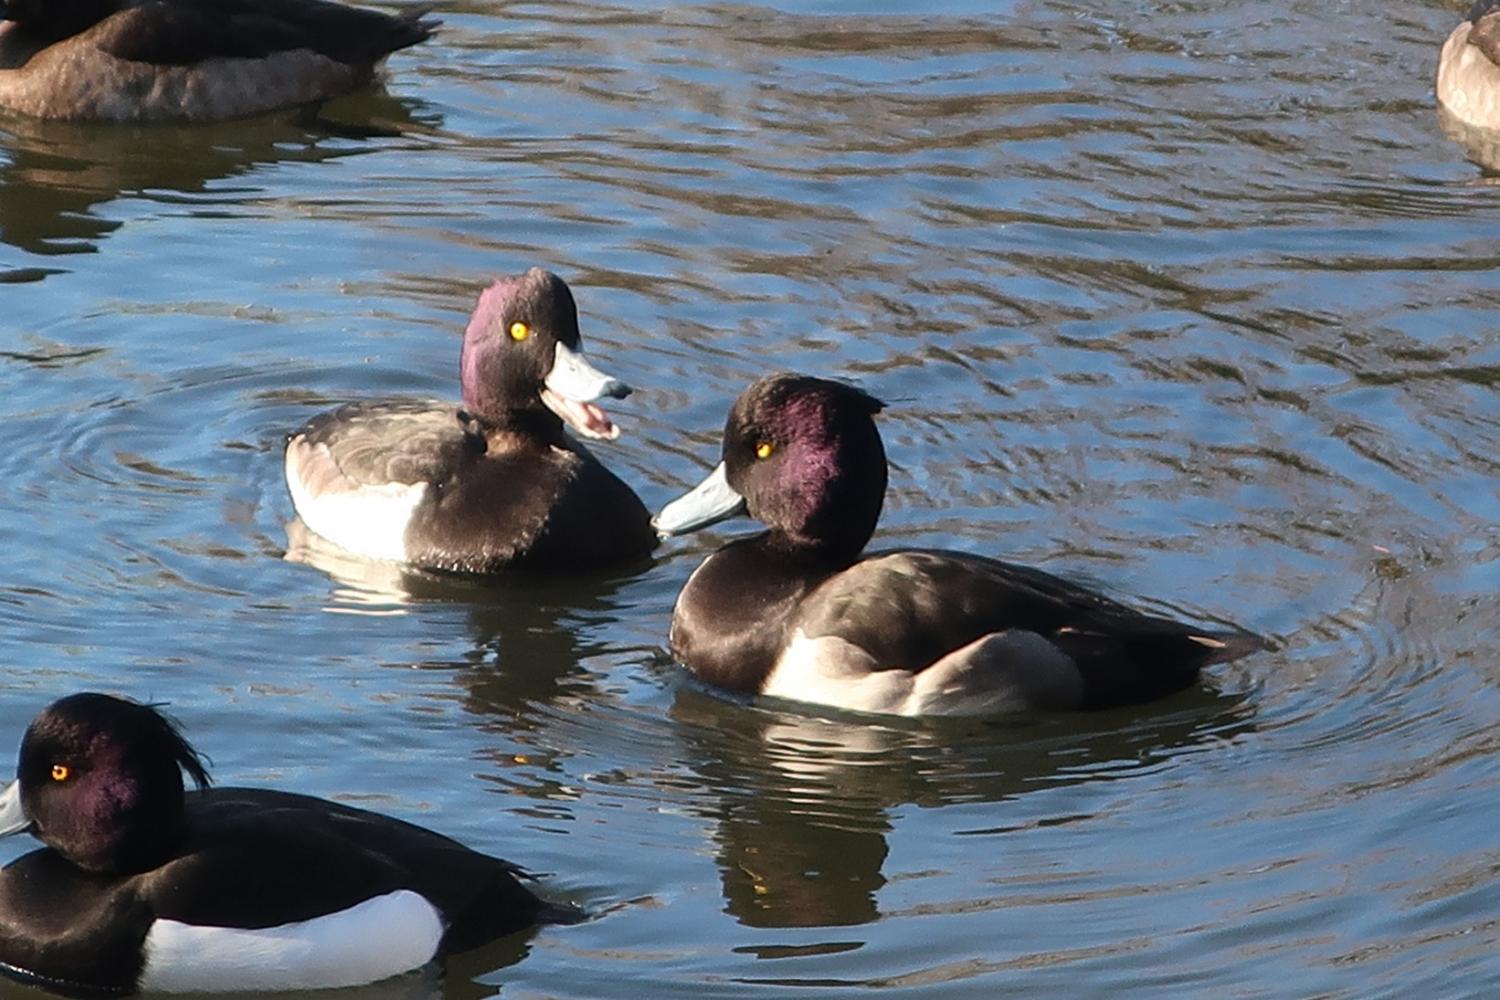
[652,462,747,537]
[541,341,630,440]
[0,781,29,837]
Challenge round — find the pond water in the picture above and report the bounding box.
[4,0,1500,996]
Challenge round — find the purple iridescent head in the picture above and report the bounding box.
[653,374,887,560]
[0,693,210,873]
[458,268,630,440]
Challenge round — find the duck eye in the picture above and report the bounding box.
[755,442,775,460]
[49,764,70,782]
[509,322,530,342]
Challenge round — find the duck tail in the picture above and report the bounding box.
[1184,627,1270,666]
[535,900,588,926]
[394,5,441,48]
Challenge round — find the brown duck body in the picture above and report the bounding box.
[1438,3,1500,131]
[0,0,433,121]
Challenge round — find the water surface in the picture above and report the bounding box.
[3,0,1500,996]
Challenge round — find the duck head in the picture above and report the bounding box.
[0,693,211,873]
[654,373,887,560]
[458,268,630,440]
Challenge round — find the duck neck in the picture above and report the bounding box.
[459,404,565,447]
[670,533,839,695]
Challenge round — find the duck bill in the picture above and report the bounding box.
[541,342,630,441]
[652,462,747,536]
[0,781,30,837]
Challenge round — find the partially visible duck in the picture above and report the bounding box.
[1438,1,1500,130]
[653,374,1263,717]
[0,0,434,121]
[286,268,656,575]
[0,693,574,994]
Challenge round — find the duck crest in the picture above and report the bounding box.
[21,694,210,873]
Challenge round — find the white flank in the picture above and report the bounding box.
[285,444,426,563]
[139,889,444,993]
[764,631,914,715]
[764,628,1083,717]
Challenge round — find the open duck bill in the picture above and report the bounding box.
[540,342,631,441]
[652,462,748,537]
[0,780,29,837]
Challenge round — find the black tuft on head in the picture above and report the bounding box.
[1472,1,1500,23]
[16,693,212,872]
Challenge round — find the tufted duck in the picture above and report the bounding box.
[0,692,575,994]
[653,374,1264,717]
[1438,1,1500,130]
[0,0,434,121]
[285,268,656,575]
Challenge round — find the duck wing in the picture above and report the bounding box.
[95,0,435,67]
[288,399,471,492]
[151,788,565,947]
[792,549,1263,709]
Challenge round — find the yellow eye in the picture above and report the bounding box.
[755,442,774,459]
[50,764,70,782]
[509,322,530,342]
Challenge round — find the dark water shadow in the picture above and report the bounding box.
[286,516,653,714]
[0,90,440,259]
[669,683,1257,931]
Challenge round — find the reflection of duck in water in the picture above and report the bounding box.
[0,108,409,256]
[672,684,1257,930]
[655,375,1263,717]
[0,0,433,121]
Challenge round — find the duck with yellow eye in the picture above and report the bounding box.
[0,692,576,994]
[653,373,1264,717]
[284,267,657,576]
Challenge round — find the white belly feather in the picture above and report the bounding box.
[763,628,1084,717]
[284,443,426,563]
[139,889,444,993]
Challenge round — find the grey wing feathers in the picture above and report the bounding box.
[290,400,469,491]
[793,549,1261,677]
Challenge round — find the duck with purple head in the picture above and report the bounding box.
[285,268,656,576]
[0,693,576,995]
[653,374,1264,718]
[0,0,434,121]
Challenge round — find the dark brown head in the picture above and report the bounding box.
[0,693,210,873]
[654,374,887,561]
[458,268,629,439]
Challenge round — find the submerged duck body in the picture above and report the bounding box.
[0,0,434,122]
[0,693,570,995]
[653,374,1263,717]
[1438,1,1500,130]
[285,268,655,575]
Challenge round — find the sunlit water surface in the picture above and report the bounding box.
[3,0,1500,996]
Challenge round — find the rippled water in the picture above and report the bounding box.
[4,0,1500,995]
